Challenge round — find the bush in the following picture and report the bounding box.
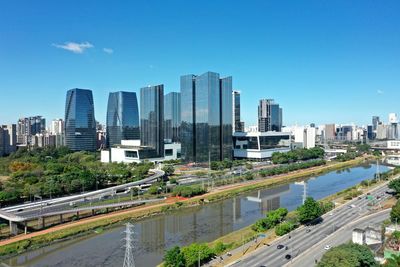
[172,185,206,198]
[252,208,288,232]
[275,222,296,236]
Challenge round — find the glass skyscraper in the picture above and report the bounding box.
[164,92,181,143]
[106,91,140,147]
[140,85,164,157]
[180,71,233,163]
[232,90,243,132]
[258,99,282,132]
[64,88,96,151]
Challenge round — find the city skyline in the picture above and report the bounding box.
[1,1,400,126]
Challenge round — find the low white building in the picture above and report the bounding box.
[101,140,181,164]
[283,125,316,149]
[387,140,400,150]
[233,131,292,160]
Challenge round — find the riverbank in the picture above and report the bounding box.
[0,156,370,258]
[199,163,398,267]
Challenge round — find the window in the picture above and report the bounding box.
[125,150,138,158]
[165,149,173,156]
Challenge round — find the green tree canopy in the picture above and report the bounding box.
[297,197,323,224]
[317,243,378,267]
[391,199,400,223]
[164,246,186,267]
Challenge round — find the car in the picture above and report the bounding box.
[306,228,311,233]
[277,244,284,249]
[350,204,356,208]
[285,254,292,260]
[329,212,334,216]
[16,208,24,212]
[324,245,332,250]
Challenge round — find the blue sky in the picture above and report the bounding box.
[1,0,400,127]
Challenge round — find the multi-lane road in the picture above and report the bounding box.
[286,209,390,267]
[226,179,394,267]
[0,169,165,221]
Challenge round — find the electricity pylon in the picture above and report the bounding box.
[123,223,136,267]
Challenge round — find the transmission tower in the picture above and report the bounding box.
[123,222,136,267]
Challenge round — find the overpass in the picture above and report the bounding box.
[0,169,165,235]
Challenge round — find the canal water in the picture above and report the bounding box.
[3,163,388,267]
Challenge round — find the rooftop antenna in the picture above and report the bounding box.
[123,223,136,267]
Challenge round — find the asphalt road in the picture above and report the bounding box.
[285,209,390,267]
[1,169,164,220]
[226,180,393,267]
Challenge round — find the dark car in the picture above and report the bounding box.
[285,254,292,260]
[277,244,284,249]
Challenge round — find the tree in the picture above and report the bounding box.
[297,197,322,224]
[164,246,186,267]
[389,179,400,196]
[385,253,400,267]
[162,165,175,176]
[275,222,296,236]
[317,243,378,267]
[391,199,400,223]
[180,243,214,267]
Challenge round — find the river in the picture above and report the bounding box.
[3,162,389,267]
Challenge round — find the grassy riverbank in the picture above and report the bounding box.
[0,156,370,258]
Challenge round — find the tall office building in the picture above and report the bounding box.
[372,116,380,131]
[180,71,232,163]
[232,91,243,132]
[64,88,97,151]
[17,116,46,145]
[106,91,140,147]
[140,85,164,157]
[0,124,17,156]
[164,92,181,143]
[50,119,64,135]
[324,124,336,140]
[258,99,282,132]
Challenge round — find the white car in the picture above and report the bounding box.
[324,245,332,250]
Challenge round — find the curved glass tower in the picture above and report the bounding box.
[106,91,140,147]
[64,88,96,151]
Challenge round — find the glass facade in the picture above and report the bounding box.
[164,92,181,143]
[233,134,290,150]
[106,91,139,147]
[140,85,164,157]
[232,91,242,132]
[180,72,233,163]
[180,75,196,162]
[64,88,96,151]
[221,77,233,160]
[258,99,282,132]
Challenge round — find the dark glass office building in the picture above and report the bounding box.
[106,91,140,147]
[140,85,164,157]
[180,71,232,163]
[64,88,96,151]
[164,92,181,143]
[258,99,282,132]
[232,91,243,132]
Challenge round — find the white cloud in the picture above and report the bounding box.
[52,41,94,54]
[103,48,114,54]
[377,89,384,95]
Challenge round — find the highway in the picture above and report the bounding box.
[285,209,390,267]
[225,180,393,267]
[0,169,164,221]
